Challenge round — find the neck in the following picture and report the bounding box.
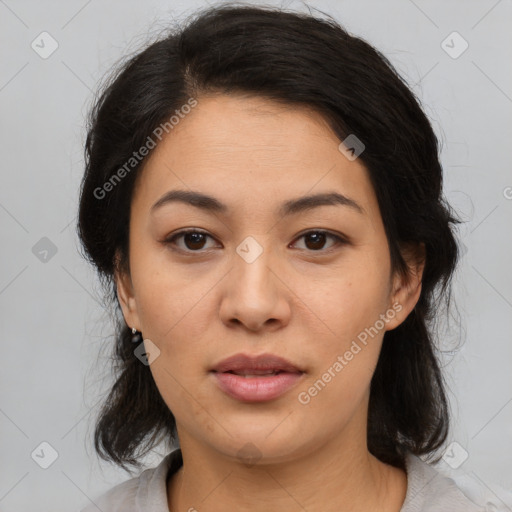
[167,430,407,512]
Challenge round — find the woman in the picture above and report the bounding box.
[77,4,502,511]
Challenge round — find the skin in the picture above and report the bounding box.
[115,94,424,512]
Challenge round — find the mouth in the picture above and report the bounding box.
[222,369,289,378]
[210,353,305,402]
[210,352,304,374]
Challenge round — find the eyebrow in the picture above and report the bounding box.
[150,189,364,216]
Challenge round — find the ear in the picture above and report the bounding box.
[114,249,141,331]
[385,242,425,331]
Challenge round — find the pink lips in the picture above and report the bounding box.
[210,353,304,402]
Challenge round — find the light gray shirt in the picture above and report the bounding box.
[81,448,509,511]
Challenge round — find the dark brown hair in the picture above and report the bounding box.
[77,3,460,473]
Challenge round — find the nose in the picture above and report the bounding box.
[218,241,291,333]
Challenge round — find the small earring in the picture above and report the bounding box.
[131,327,142,343]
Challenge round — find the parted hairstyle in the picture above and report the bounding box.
[77,3,460,473]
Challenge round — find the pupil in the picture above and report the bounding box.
[185,232,205,249]
[306,232,325,250]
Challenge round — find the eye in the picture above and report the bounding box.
[163,229,217,252]
[163,229,347,254]
[291,230,347,252]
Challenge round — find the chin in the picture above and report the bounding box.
[206,425,308,466]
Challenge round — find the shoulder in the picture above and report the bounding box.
[80,449,182,512]
[401,451,511,512]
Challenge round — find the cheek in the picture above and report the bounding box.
[131,246,217,341]
[289,252,392,409]
[293,263,389,426]
[294,252,392,343]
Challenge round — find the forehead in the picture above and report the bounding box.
[133,94,379,220]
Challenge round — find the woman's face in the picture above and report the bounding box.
[116,94,422,464]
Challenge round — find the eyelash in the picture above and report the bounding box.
[162,229,348,255]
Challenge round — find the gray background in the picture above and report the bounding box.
[1,0,511,510]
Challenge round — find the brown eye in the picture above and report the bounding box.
[164,230,216,252]
[304,232,327,250]
[182,232,208,250]
[292,230,346,252]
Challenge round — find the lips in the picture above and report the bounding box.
[225,370,281,377]
[210,353,304,402]
[210,353,303,375]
